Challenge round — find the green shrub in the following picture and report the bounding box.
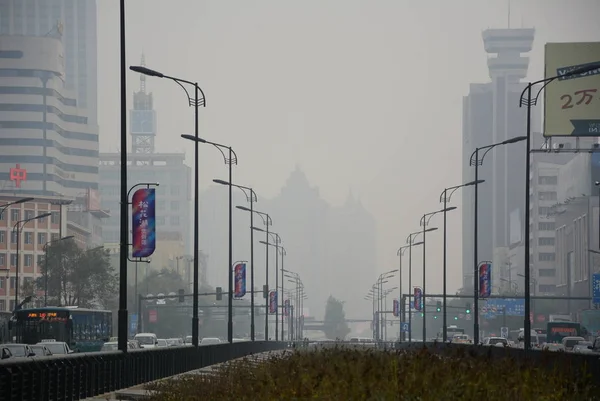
[145,346,598,400]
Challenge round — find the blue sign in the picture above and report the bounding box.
[593,273,600,304]
[401,322,410,333]
[481,299,525,319]
[130,313,138,336]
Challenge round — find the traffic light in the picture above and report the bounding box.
[454,316,458,320]
[436,301,441,312]
[216,287,223,301]
[420,313,424,317]
[178,289,185,303]
[466,303,471,314]
[434,315,437,319]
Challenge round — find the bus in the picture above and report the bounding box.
[13,307,112,352]
[437,325,465,341]
[546,321,581,344]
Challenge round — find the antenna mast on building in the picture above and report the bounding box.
[130,54,156,154]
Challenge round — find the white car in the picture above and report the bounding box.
[156,339,168,347]
[134,333,158,348]
[482,337,508,347]
[36,341,72,355]
[200,337,221,346]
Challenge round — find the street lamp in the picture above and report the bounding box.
[284,269,300,339]
[469,136,526,345]
[520,63,600,351]
[406,229,434,342]
[238,207,271,339]
[0,198,34,217]
[258,230,282,340]
[279,246,286,341]
[182,135,237,344]
[439,180,483,342]
[218,181,258,341]
[420,208,454,341]
[13,212,51,309]
[130,66,206,349]
[375,270,397,340]
[43,235,74,306]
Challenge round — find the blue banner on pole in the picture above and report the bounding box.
[401,322,410,333]
[130,313,138,336]
[593,273,600,304]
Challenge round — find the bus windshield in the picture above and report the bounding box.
[546,322,581,344]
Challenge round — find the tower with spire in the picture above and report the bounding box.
[130,54,156,154]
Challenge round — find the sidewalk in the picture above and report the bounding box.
[85,349,290,400]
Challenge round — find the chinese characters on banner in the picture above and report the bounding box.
[544,42,600,137]
[413,287,422,311]
[392,299,399,317]
[268,290,277,314]
[132,188,156,258]
[284,299,290,317]
[479,262,492,299]
[233,263,247,298]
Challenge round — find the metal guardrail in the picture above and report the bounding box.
[0,341,288,401]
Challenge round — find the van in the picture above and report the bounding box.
[134,333,158,348]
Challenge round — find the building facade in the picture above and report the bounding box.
[0,0,98,123]
[0,34,99,197]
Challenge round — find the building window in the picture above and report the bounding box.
[538,207,551,215]
[51,212,60,224]
[10,253,16,266]
[9,277,15,289]
[538,252,556,262]
[538,176,557,185]
[11,231,17,244]
[170,216,180,226]
[0,254,4,266]
[0,231,4,244]
[0,210,4,221]
[11,209,19,221]
[24,254,32,267]
[38,233,46,245]
[0,277,3,289]
[538,237,555,246]
[538,192,557,201]
[24,210,34,220]
[538,222,555,231]
[538,284,556,293]
[24,232,33,244]
[539,269,556,277]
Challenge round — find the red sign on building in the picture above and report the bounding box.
[149,310,158,323]
[9,164,27,188]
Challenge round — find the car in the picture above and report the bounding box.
[541,343,565,352]
[37,341,73,355]
[232,338,249,343]
[156,339,168,347]
[134,333,158,348]
[101,341,119,352]
[166,338,183,347]
[451,334,471,344]
[0,343,35,359]
[200,337,221,346]
[482,337,508,347]
[573,342,593,354]
[561,336,586,351]
[30,344,53,356]
[184,335,193,344]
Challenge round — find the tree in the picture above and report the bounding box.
[37,240,117,308]
[323,295,350,340]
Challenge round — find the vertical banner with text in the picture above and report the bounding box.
[284,299,290,317]
[479,262,492,299]
[393,299,399,317]
[234,262,247,298]
[413,287,423,311]
[268,290,277,314]
[132,188,156,258]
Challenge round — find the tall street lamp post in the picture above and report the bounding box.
[182,135,237,344]
[469,136,526,344]
[130,67,206,348]
[396,244,412,342]
[237,206,271,339]
[259,231,281,340]
[519,63,599,351]
[218,183,257,341]
[43,235,74,306]
[279,246,286,341]
[439,181,482,341]
[405,229,432,342]
[419,208,453,341]
[13,212,51,309]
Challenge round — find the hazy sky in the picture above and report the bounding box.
[96,1,600,302]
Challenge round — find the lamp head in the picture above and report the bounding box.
[503,136,527,145]
[213,179,229,186]
[129,65,164,78]
[236,205,251,212]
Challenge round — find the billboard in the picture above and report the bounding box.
[544,42,600,137]
[132,188,156,258]
[234,263,247,298]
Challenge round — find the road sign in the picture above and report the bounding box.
[401,322,410,333]
[129,314,138,336]
[500,327,508,338]
[481,298,524,319]
[593,273,600,304]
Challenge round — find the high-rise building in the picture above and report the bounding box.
[99,59,192,273]
[0,0,98,123]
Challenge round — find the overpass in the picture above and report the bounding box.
[302,318,372,332]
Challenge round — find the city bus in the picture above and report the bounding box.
[546,321,581,344]
[13,307,112,352]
